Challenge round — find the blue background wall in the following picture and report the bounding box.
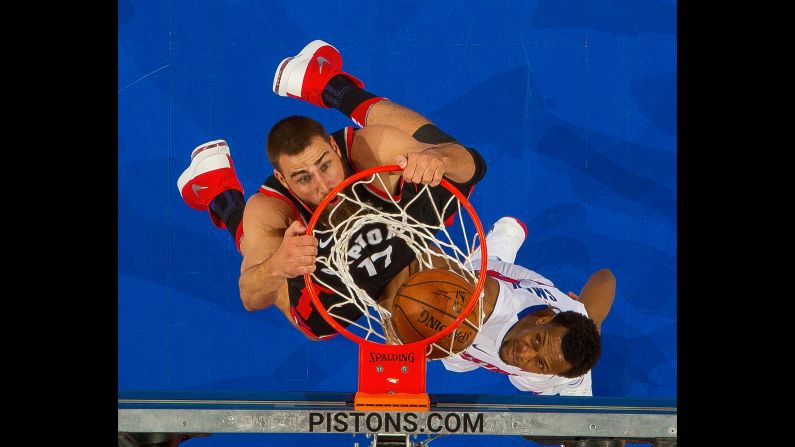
[118,1,676,445]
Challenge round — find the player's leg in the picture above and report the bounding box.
[272,40,454,142]
[177,139,246,251]
[470,216,528,264]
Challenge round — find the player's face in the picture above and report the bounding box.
[498,313,573,375]
[276,136,346,208]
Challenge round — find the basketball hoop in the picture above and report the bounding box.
[303,165,487,411]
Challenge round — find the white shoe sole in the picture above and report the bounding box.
[272,39,335,96]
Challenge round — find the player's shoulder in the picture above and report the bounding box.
[329,126,354,138]
[244,190,294,227]
[508,371,592,396]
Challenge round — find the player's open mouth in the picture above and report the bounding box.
[329,196,341,206]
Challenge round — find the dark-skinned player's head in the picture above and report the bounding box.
[499,308,600,378]
[552,310,601,378]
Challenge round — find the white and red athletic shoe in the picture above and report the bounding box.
[272,39,363,108]
[177,139,244,229]
[471,216,528,264]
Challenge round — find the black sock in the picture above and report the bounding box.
[209,189,245,240]
[322,75,378,117]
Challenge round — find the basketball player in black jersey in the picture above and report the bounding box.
[178,40,487,339]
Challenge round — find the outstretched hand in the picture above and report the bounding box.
[273,220,318,277]
[396,148,447,186]
[567,291,580,301]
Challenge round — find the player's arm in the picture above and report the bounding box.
[571,269,616,331]
[351,124,476,186]
[238,194,317,311]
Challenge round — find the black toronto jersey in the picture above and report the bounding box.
[258,126,481,338]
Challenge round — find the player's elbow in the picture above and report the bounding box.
[241,301,256,313]
[238,282,268,312]
[239,290,257,312]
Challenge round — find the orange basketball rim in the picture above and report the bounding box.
[303,165,487,411]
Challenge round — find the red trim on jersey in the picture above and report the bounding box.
[257,186,305,225]
[460,351,515,375]
[344,126,354,161]
[484,268,521,284]
[283,187,316,217]
[363,176,404,201]
[295,285,315,320]
[289,306,336,340]
[234,221,244,253]
[444,184,475,226]
[291,284,338,339]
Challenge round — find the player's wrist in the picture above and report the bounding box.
[265,256,287,280]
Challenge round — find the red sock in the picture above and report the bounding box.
[234,222,244,253]
[350,96,386,127]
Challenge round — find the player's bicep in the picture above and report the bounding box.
[351,125,432,168]
[575,269,616,330]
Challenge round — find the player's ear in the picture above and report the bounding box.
[531,307,556,325]
[329,135,342,157]
[274,168,289,189]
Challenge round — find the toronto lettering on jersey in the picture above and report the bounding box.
[345,226,399,260]
[319,225,403,278]
[369,352,416,363]
[308,411,484,433]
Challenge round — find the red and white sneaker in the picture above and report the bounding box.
[272,39,363,108]
[177,139,244,229]
[470,216,528,264]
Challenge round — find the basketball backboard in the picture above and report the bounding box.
[119,391,676,446]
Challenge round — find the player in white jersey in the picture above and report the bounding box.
[441,217,616,396]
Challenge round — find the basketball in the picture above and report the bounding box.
[391,268,479,359]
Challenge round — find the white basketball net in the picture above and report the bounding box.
[309,171,487,359]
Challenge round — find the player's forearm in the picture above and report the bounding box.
[429,142,476,184]
[238,257,287,311]
[578,268,616,328]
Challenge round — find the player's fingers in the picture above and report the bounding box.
[285,220,307,237]
[297,255,316,266]
[566,291,579,300]
[293,235,318,247]
[395,154,408,170]
[429,165,444,187]
[419,164,437,184]
[294,243,318,256]
[402,156,419,183]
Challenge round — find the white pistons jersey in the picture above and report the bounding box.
[441,258,593,396]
